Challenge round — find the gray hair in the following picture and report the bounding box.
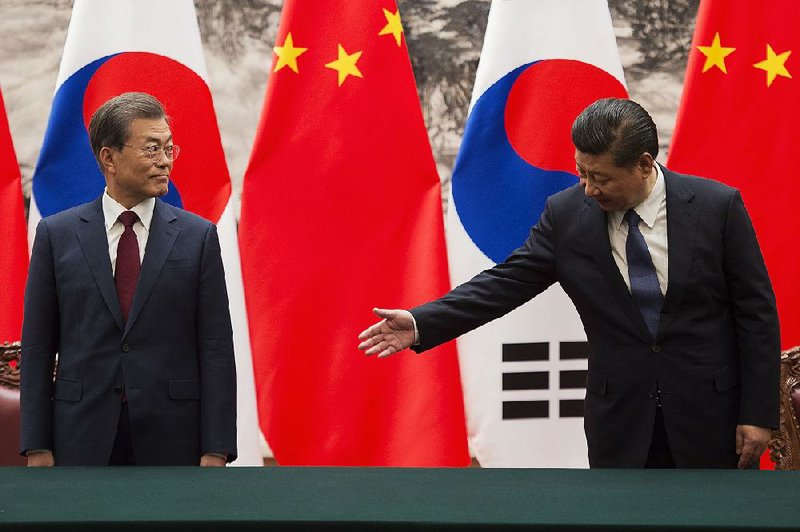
[88,92,167,167]
[571,98,658,168]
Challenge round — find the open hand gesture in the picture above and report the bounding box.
[357,308,416,358]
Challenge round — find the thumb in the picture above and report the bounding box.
[373,308,398,320]
[735,426,744,454]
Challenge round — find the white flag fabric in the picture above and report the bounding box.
[30,0,262,465]
[449,0,627,467]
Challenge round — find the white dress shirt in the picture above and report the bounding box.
[607,164,668,296]
[102,191,155,275]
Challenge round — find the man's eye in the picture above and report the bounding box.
[144,146,159,154]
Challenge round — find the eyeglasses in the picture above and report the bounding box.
[122,144,181,162]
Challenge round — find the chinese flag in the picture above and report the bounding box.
[0,87,28,344]
[668,1,799,469]
[239,0,469,465]
[669,1,799,351]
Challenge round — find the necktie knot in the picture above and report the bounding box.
[118,210,139,228]
[623,208,641,227]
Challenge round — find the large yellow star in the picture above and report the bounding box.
[378,8,404,46]
[273,32,308,74]
[324,44,364,86]
[697,32,736,73]
[754,44,792,87]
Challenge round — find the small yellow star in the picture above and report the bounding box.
[753,44,792,87]
[273,32,308,74]
[697,32,736,73]
[324,44,364,86]
[378,8,404,46]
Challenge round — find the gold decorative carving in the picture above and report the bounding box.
[769,346,800,470]
[0,341,21,389]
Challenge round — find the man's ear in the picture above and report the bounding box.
[98,147,115,175]
[637,152,655,178]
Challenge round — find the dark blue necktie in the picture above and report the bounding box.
[624,209,662,338]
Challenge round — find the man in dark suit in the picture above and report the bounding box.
[21,92,237,466]
[358,98,779,469]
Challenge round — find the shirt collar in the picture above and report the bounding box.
[102,189,156,232]
[612,163,665,230]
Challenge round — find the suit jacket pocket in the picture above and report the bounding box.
[712,365,739,392]
[53,378,82,402]
[586,374,607,396]
[168,379,200,400]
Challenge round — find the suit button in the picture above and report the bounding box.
[121,343,130,353]
[113,386,123,395]
[652,344,661,353]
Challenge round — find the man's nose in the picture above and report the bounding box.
[154,150,172,167]
[583,180,597,197]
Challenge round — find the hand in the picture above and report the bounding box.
[735,424,771,469]
[200,454,227,467]
[357,308,416,358]
[27,451,55,467]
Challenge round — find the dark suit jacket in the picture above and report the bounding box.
[20,197,237,465]
[412,166,779,468]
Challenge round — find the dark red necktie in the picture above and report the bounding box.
[115,211,141,323]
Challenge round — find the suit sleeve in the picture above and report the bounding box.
[197,223,238,461]
[19,220,59,455]
[411,197,559,353]
[722,190,780,428]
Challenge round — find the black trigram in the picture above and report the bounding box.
[501,341,588,420]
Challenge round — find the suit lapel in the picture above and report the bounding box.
[658,168,698,339]
[124,199,180,337]
[580,198,652,341]
[76,197,125,332]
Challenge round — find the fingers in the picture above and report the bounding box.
[27,451,55,467]
[363,339,398,357]
[737,443,756,469]
[363,340,388,356]
[200,454,227,467]
[357,319,386,342]
[378,348,397,358]
[735,426,751,469]
[357,325,397,355]
[735,426,744,455]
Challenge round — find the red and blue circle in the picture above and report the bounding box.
[452,59,627,263]
[33,52,230,223]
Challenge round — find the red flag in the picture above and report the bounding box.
[667,1,798,469]
[0,88,28,344]
[669,1,798,351]
[239,0,469,465]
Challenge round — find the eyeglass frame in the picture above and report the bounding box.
[121,143,181,162]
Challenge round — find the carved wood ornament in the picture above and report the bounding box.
[769,346,800,470]
[0,342,21,389]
